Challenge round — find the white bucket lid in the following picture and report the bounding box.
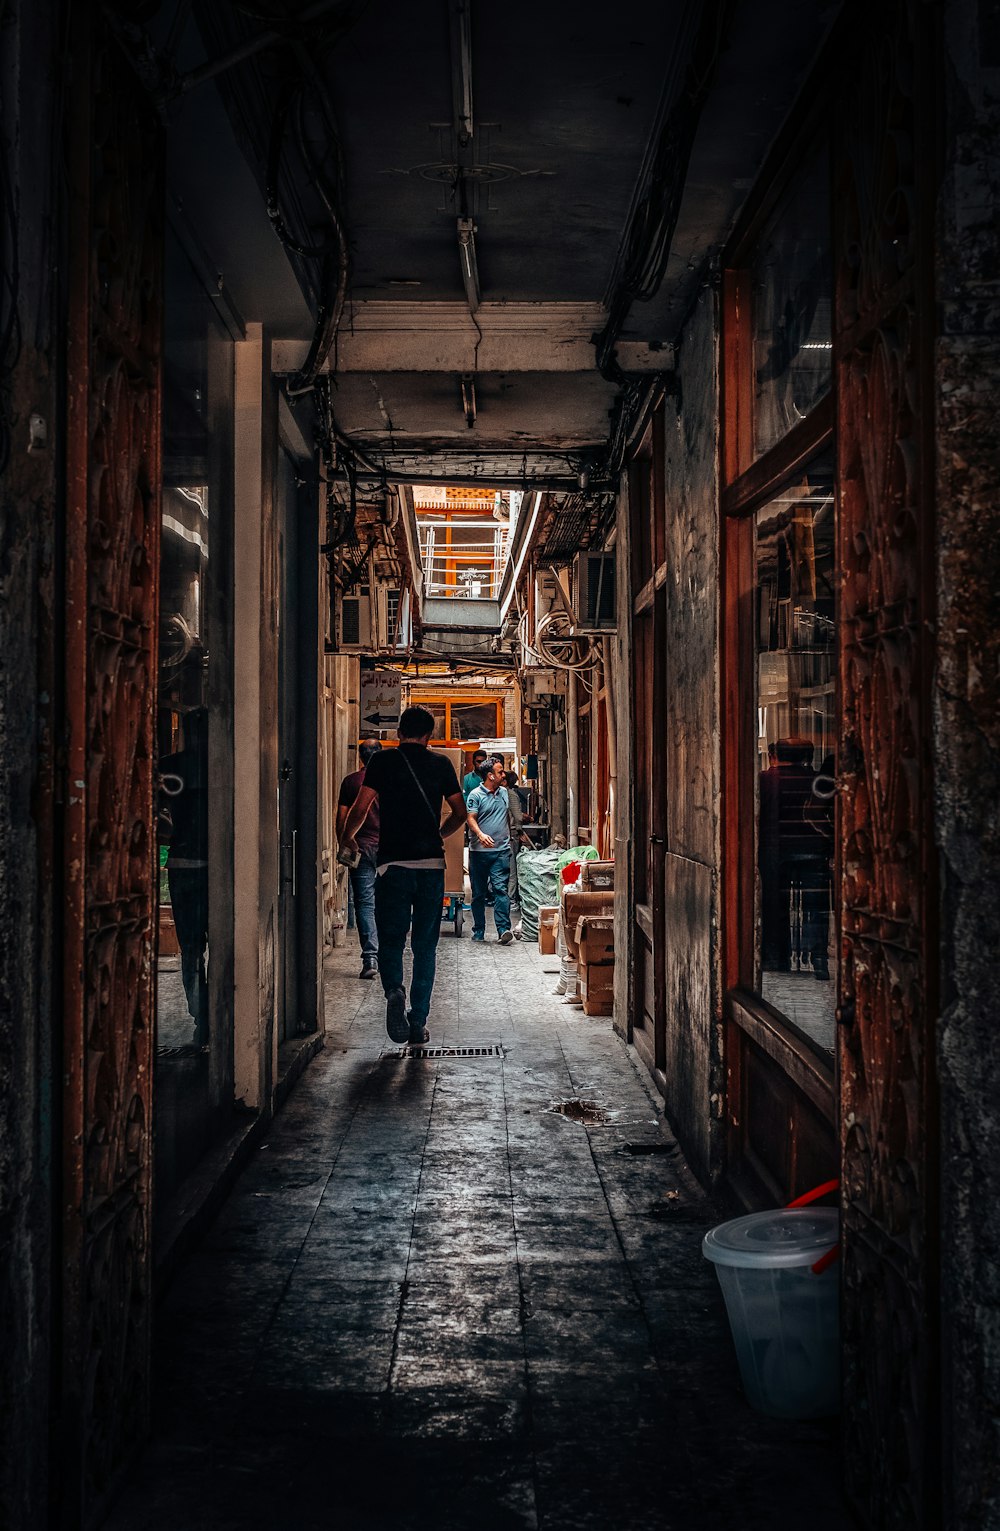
[702,1208,839,1269]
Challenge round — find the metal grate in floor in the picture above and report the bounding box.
[389,1044,505,1059]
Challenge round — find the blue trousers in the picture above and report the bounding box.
[349,848,379,959]
[470,850,511,936]
[374,866,445,1025]
[167,865,208,1043]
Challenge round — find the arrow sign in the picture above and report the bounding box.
[359,669,401,737]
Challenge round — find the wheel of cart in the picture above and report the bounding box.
[442,892,465,935]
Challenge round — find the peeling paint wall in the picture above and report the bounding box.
[936,6,1000,1526]
[660,291,724,1185]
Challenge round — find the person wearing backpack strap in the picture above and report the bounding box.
[340,706,468,1045]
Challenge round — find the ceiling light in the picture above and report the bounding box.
[460,374,477,429]
[457,218,481,313]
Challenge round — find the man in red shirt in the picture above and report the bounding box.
[336,741,383,978]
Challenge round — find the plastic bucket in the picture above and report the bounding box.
[703,1208,839,1418]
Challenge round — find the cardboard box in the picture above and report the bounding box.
[576,915,614,966]
[440,746,466,895]
[580,860,616,892]
[580,960,614,1017]
[538,906,560,956]
[561,890,614,957]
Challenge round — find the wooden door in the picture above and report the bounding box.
[63,17,162,1518]
[834,2,938,1521]
[629,428,667,1081]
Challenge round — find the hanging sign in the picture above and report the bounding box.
[359,669,402,735]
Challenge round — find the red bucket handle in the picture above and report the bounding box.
[785,1179,839,1274]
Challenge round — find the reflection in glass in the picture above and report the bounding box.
[422,702,447,739]
[755,462,836,1053]
[450,702,499,741]
[158,498,210,1047]
[752,140,831,457]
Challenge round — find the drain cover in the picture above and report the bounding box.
[391,1044,505,1059]
[547,1098,611,1125]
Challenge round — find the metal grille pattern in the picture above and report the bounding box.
[390,1044,504,1059]
[834,4,937,1523]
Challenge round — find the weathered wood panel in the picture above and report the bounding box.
[834,2,938,1522]
[63,18,163,1522]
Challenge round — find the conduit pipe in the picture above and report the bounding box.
[601,637,618,860]
[567,669,579,849]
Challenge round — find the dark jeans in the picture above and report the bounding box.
[349,847,379,959]
[167,865,208,1043]
[470,849,511,936]
[375,866,445,1025]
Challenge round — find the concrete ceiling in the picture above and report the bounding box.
[159,0,839,486]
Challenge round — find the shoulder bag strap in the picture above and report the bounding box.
[397,748,443,835]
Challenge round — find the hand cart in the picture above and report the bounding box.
[442,892,465,936]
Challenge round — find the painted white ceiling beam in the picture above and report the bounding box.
[272,303,672,375]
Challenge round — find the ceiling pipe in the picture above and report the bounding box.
[448,0,475,147]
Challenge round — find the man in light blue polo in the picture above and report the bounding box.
[466,759,513,945]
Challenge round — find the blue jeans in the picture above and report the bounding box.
[349,848,379,960]
[374,866,445,1025]
[470,850,511,936]
[167,866,209,1043]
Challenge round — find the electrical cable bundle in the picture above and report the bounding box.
[533,611,597,673]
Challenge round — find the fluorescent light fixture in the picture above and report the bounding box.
[457,217,481,313]
[460,373,477,429]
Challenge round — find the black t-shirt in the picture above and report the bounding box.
[362,744,462,868]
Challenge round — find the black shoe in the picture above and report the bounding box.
[359,959,378,980]
[385,986,409,1043]
[498,930,513,946]
[408,1023,430,1046]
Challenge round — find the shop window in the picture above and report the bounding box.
[754,462,835,1052]
[423,702,447,739]
[155,226,234,1196]
[723,122,835,1056]
[752,140,832,458]
[450,701,499,741]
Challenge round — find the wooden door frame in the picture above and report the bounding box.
[719,65,839,1209]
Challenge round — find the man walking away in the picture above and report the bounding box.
[463,749,488,801]
[340,707,467,1045]
[336,741,382,979]
[466,760,513,945]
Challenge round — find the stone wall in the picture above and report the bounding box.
[935,6,1000,1526]
[660,291,724,1185]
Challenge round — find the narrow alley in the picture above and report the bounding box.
[2,2,998,1529]
[108,937,845,1531]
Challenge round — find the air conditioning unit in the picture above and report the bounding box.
[337,583,390,653]
[571,550,615,632]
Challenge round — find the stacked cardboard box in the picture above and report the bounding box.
[576,914,615,1016]
[558,880,615,1017]
[538,906,560,955]
[580,860,615,893]
[561,889,614,958]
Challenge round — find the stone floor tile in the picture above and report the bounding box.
[103,936,850,1531]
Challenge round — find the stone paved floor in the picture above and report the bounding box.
[105,933,851,1531]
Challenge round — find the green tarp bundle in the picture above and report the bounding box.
[516,848,562,940]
